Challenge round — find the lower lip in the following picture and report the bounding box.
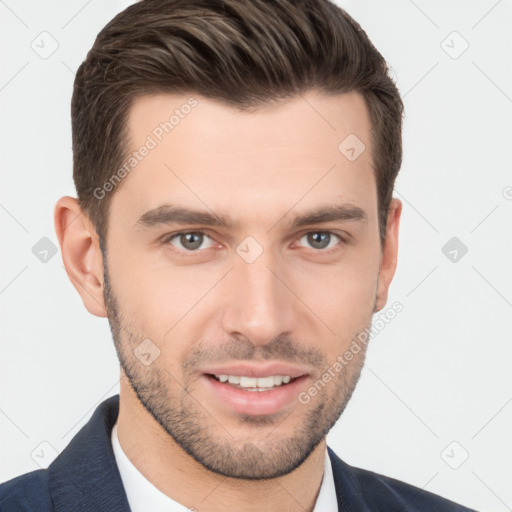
[203,375,309,416]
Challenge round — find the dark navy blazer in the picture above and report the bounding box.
[0,395,477,511]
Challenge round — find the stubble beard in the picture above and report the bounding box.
[102,262,371,479]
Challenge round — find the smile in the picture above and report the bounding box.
[210,374,294,391]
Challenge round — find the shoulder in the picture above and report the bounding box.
[328,447,477,511]
[0,469,53,511]
[350,465,476,511]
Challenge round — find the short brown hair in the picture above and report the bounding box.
[72,0,403,246]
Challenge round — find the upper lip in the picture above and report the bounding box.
[203,362,309,379]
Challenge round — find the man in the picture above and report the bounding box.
[0,0,477,510]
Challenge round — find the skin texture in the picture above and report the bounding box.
[55,90,401,512]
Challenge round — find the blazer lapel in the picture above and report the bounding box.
[45,396,372,512]
[47,395,131,512]
[328,446,369,511]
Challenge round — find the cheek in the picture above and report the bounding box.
[297,267,376,336]
[107,247,224,342]
[291,244,380,329]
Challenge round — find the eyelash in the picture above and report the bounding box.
[161,230,347,255]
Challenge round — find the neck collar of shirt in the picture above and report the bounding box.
[111,421,337,511]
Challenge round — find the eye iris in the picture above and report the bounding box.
[180,232,203,250]
[307,232,330,249]
[176,233,335,251]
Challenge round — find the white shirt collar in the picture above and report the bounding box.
[111,422,337,511]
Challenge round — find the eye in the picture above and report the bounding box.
[297,231,343,250]
[166,231,216,252]
[163,230,345,254]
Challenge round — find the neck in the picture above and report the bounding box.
[116,375,327,512]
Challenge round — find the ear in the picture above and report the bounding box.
[54,196,107,317]
[375,198,402,312]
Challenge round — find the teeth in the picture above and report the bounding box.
[251,376,274,388]
[240,376,257,387]
[214,374,294,389]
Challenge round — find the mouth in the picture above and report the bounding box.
[200,363,311,416]
[206,373,300,392]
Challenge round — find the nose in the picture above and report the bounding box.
[220,243,298,346]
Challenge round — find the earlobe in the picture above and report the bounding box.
[375,198,402,312]
[54,196,107,318]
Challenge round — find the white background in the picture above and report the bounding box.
[1,1,511,511]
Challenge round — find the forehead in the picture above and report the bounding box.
[110,90,376,227]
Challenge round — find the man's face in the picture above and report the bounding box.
[102,90,395,479]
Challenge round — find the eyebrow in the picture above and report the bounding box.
[134,203,367,230]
